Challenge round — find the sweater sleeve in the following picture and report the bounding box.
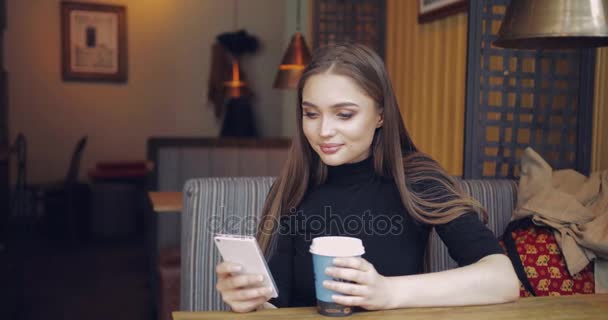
[434,212,504,267]
[405,154,503,267]
[267,217,294,307]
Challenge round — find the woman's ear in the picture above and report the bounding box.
[376,113,384,128]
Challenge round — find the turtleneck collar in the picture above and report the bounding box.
[326,156,376,185]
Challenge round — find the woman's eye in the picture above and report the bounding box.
[337,113,353,120]
[303,112,319,119]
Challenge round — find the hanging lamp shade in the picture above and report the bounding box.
[273,32,312,89]
[224,57,246,98]
[493,0,608,49]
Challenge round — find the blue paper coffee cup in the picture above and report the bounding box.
[309,236,365,317]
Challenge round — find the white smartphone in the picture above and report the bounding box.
[213,234,279,298]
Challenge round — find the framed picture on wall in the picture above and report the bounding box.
[418,0,468,24]
[61,1,127,82]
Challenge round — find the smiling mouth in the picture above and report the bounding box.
[320,144,343,154]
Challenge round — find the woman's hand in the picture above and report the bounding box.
[215,262,274,313]
[323,257,393,310]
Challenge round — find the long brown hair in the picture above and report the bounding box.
[256,43,486,256]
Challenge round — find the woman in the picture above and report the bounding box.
[215,43,519,312]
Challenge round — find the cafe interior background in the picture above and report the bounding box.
[1,0,607,319]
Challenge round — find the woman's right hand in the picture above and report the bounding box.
[215,261,274,313]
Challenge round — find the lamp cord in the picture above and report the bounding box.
[233,0,238,30]
[296,0,301,32]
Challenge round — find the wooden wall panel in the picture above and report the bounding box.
[386,0,468,176]
[592,47,608,171]
[386,1,604,175]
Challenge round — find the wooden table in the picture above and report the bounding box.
[173,294,608,320]
[147,191,183,320]
[148,191,183,261]
[147,191,183,255]
[148,191,183,213]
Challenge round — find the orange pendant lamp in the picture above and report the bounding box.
[273,0,312,89]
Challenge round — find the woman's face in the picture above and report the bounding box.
[301,73,383,166]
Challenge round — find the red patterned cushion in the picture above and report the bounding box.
[499,218,594,297]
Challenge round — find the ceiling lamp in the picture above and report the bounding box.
[493,0,608,49]
[273,0,312,88]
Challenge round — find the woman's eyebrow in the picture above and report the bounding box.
[301,101,360,109]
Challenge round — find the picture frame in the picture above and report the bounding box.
[418,0,468,24]
[61,1,127,82]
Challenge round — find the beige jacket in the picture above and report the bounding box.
[514,148,608,293]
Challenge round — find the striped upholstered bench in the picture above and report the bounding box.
[180,177,518,311]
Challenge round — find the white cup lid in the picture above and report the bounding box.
[309,236,365,257]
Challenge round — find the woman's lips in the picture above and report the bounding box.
[320,144,343,154]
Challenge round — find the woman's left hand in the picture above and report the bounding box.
[323,257,392,310]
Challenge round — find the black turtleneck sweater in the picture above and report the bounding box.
[267,157,503,307]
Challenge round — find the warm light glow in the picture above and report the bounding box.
[232,58,239,82]
[279,64,306,70]
[224,58,245,88]
[223,81,246,88]
[223,58,245,98]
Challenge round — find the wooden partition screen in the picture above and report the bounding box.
[313,0,385,57]
[464,0,595,179]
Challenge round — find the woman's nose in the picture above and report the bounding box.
[319,118,336,137]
